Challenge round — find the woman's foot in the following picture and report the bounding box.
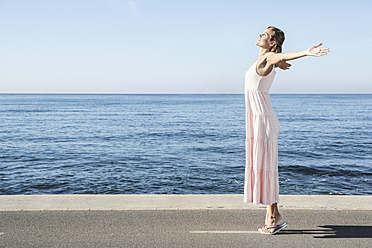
[258,222,288,235]
[260,213,283,234]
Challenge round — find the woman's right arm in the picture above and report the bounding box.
[266,43,329,65]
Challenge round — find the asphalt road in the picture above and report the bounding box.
[1,209,371,247]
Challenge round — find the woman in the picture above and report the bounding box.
[244,26,329,235]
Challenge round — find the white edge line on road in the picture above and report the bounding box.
[190,231,259,234]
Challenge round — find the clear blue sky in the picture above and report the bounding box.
[0,0,371,93]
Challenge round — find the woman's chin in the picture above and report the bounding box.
[255,42,267,49]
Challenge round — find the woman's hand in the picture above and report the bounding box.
[306,43,329,56]
[278,61,292,70]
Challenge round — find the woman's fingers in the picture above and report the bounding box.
[317,49,329,56]
[315,46,329,56]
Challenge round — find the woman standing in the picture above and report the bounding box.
[244,26,329,235]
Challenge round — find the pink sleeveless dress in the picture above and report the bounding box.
[244,60,279,205]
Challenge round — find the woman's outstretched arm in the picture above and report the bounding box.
[266,43,329,65]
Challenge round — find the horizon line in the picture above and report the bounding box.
[0,92,371,95]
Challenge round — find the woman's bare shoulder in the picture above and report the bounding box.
[257,53,276,65]
[258,52,279,63]
[265,52,277,56]
[265,52,281,58]
[265,52,283,65]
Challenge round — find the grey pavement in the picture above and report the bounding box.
[0,194,371,247]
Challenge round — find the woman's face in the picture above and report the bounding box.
[256,28,275,49]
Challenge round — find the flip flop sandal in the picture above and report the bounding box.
[258,222,288,235]
[277,222,288,228]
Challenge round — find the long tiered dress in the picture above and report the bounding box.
[244,60,280,205]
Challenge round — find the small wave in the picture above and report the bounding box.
[280,164,372,177]
[3,109,52,113]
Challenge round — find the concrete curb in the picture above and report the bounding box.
[0,194,371,211]
[0,194,372,211]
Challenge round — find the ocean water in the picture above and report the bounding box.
[0,94,371,195]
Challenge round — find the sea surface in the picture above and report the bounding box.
[0,94,371,195]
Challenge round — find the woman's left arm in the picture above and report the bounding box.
[266,43,329,65]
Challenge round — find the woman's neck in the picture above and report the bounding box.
[258,47,270,58]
